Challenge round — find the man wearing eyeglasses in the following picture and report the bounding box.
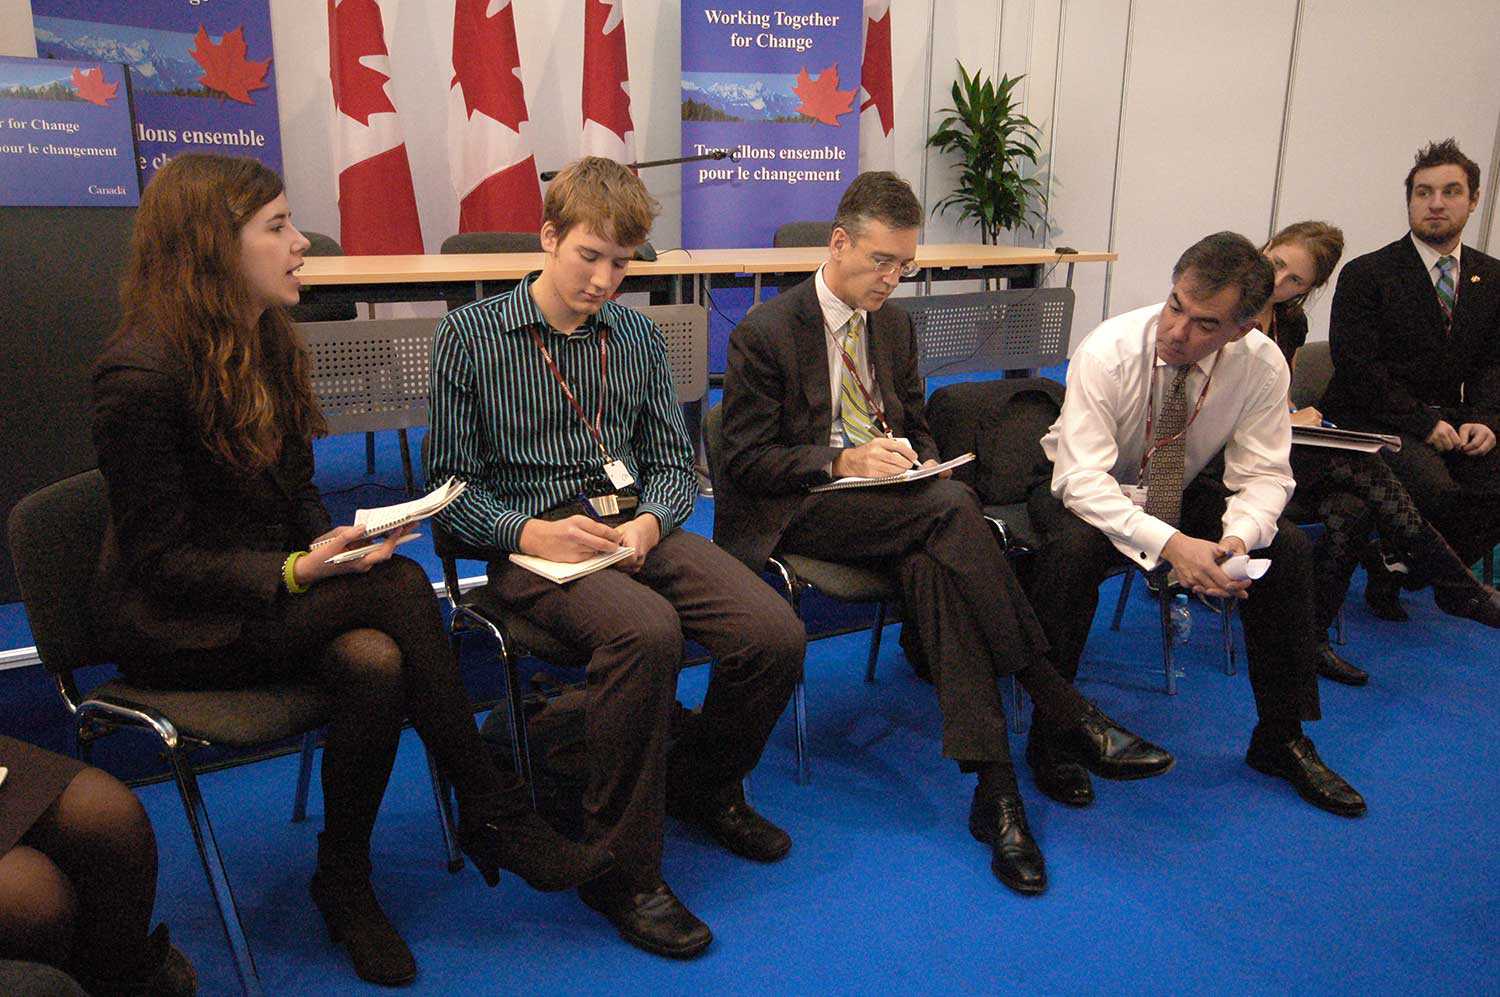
[715,171,1174,896]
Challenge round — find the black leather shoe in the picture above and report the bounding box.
[969,790,1047,895]
[1435,585,1500,629]
[1245,732,1366,817]
[668,788,791,863]
[579,877,713,959]
[1315,642,1369,686]
[310,863,417,987]
[1025,725,1094,807]
[1054,705,1175,781]
[1363,566,1408,622]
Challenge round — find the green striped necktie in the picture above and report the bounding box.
[1436,255,1456,330]
[838,312,878,446]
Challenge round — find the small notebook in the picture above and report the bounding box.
[1291,425,1402,454]
[508,546,636,584]
[311,477,467,550]
[809,452,975,493]
[324,532,422,565]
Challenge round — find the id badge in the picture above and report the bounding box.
[1122,483,1149,508]
[603,459,635,490]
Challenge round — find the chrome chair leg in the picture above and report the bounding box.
[1221,597,1237,675]
[492,634,536,806]
[166,745,262,997]
[793,679,809,785]
[291,730,317,823]
[1158,583,1177,695]
[425,751,464,874]
[864,602,886,683]
[1110,570,1135,630]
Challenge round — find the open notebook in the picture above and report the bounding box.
[310,477,467,550]
[809,452,975,493]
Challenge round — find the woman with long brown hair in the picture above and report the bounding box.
[1256,221,1500,685]
[90,154,611,986]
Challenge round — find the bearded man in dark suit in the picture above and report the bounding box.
[715,171,1174,896]
[1322,139,1500,585]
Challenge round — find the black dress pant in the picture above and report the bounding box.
[490,529,802,887]
[1026,476,1321,728]
[1382,435,1500,567]
[777,478,1051,765]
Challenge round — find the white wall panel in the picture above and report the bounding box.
[1275,0,1500,342]
[1107,0,1296,317]
[1043,0,1128,337]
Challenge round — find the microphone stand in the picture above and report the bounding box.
[539,149,734,182]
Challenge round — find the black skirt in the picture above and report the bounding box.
[0,735,86,855]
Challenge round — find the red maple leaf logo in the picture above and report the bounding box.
[70,67,117,107]
[328,0,397,126]
[190,25,271,105]
[860,11,893,135]
[451,0,529,132]
[792,65,854,126]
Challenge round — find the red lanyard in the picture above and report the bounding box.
[526,324,612,459]
[827,316,894,437]
[1139,353,1219,478]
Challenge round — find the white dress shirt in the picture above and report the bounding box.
[1040,302,1295,570]
[1409,231,1463,288]
[814,265,881,446]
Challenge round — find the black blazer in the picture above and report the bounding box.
[90,332,331,660]
[1321,235,1500,438]
[715,276,937,571]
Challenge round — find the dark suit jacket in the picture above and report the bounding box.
[715,275,937,570]
[1321,235,1500,438]
[90,332,331,659]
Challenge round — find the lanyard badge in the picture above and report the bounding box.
[527,323,636,490]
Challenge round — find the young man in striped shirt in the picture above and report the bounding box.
[427,157,803,959]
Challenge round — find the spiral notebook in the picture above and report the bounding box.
[809,452,975,492]
[508,546,636,583]
[310,477,467,550]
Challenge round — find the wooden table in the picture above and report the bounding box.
[296,244,1115,308]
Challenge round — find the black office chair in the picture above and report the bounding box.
[286,231,358,324]
[7,471,461,997]
[703,404,898,783]
[439,232,543,311]
[771,220,833,248]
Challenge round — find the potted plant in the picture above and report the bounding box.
[926,62,1047,244]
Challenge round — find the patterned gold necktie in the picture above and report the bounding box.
[1143,364,1193,527]
[838,313,878,446]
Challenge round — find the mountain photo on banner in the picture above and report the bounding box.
[32,0,283,186]
[449,0,543,234]
[682,0,862,370]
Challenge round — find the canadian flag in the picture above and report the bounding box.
[448,0,543,233]
[858,0,895,173]
[580,0,635,163]
[327,0,424,254]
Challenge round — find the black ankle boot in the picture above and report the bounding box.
[309,839,417,987]
[1411,530,1500,628]
[76,923,198,996]
[458,775,614,892]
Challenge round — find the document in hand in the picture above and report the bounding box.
[310,477,468,550]
[1291,425,1402,454]
[324,532,422,565]
[508,546,636,584]
[809,452,976,493]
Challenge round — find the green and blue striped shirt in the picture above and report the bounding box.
[427,275,696,552]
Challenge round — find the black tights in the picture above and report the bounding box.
[125,556,503,859]
[0,768,158,985]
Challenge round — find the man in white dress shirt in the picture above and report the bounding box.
[1025,232,1367,818]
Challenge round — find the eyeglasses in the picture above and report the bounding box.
[871,258,920,279]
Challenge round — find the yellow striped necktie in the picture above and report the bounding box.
[838,312,878,446]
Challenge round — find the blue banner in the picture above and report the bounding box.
[681,1,861,368]
[32,0,282,186]
[0,55,139,207]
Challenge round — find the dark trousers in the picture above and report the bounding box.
[777,478,1051,765]
[1383,435,1500,567]
[491,529,802,886]
[1026,478,1321,728]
